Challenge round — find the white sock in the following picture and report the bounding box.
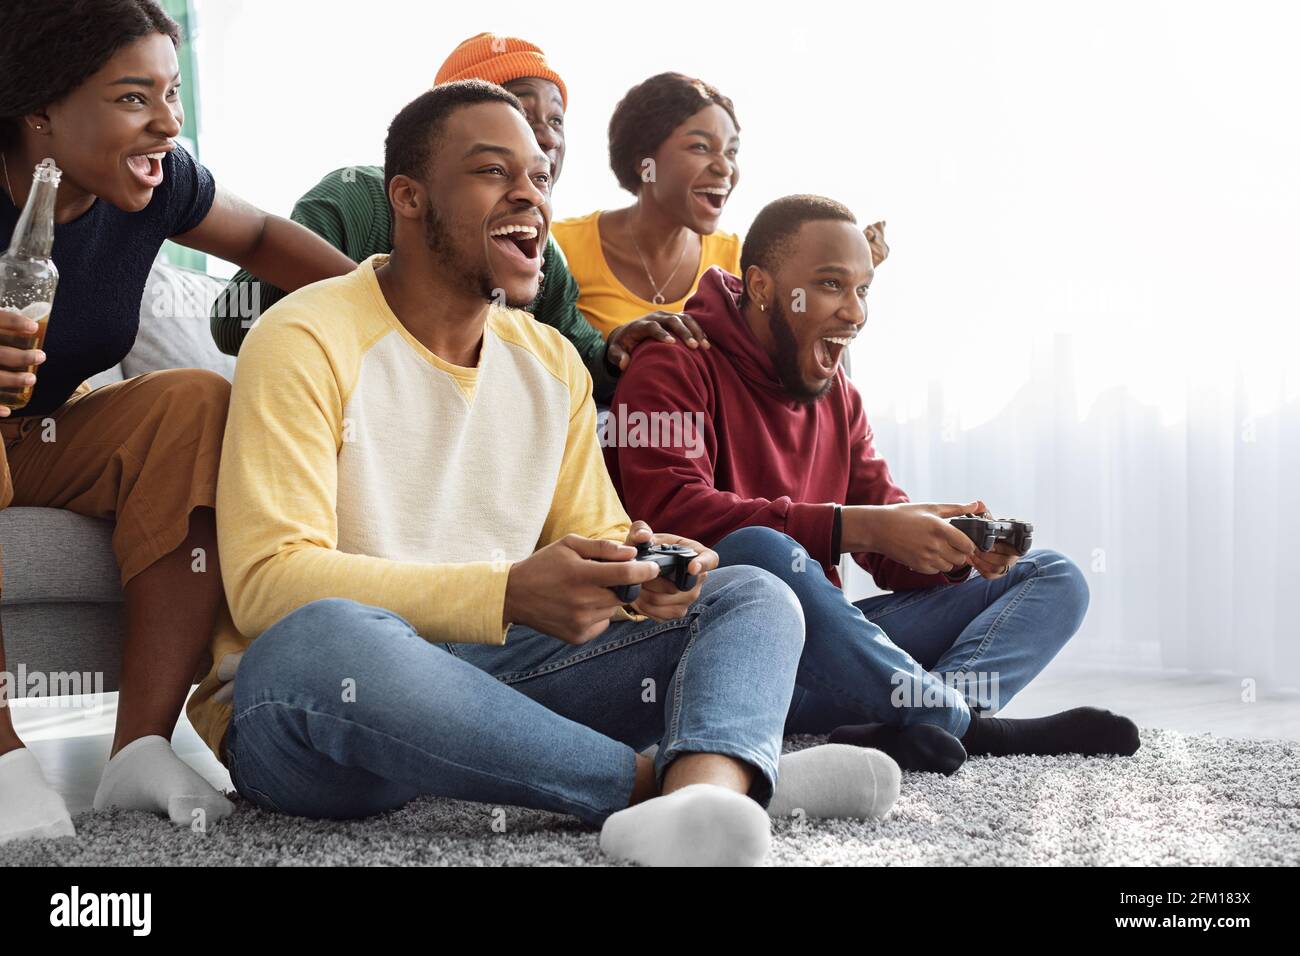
[0,747,76,844]
[93,735,233,827]
[768,744,901,820]
[600,783,771,867]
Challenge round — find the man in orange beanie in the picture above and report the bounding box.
[211,33,711,403]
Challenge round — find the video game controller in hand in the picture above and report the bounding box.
[948,514,1034,556]
[610,542,701,604]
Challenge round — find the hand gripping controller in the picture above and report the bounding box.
[948,514,1034,556]
[611,542,700,604]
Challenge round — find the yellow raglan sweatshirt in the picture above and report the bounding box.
[186,255,632,763]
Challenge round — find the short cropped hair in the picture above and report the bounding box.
[384,80,525,190]
[739,194,858,300]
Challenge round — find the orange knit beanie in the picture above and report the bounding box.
[435,33,568,108]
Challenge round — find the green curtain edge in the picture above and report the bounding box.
[160,0,206,272]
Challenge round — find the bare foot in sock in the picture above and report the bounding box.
[828,722,968,775]
[768,744,901,820]
[0,747,76,844]
[93,735,233,827]
[960,707,1141,757]
[599,783,771,866]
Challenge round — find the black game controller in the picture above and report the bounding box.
[949,514,1034,556]
[611,542,700,604]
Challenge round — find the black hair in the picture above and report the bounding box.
[607,72,739,195]
[740,194,858,303]
[384,80,525,192]
[0,0,180,150]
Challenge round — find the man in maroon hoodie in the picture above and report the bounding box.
[604,194,1140,775]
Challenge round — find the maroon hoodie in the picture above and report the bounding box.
[604,266,960,590]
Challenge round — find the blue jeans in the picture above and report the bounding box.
[224,566,804,826]
[713,527,1090,740]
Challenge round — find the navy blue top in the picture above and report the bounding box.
[0,145,215,417]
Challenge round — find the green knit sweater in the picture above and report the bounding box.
[209,164,618,400]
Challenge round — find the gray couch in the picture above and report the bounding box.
[0,261,234,695]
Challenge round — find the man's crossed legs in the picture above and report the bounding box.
[714,527,1139,774]
[226,567,901,866]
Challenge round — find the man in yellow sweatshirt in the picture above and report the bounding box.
[185,81,901,866]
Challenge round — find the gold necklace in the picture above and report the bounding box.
[628,214,689,306]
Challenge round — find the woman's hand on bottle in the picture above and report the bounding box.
[0,308,46,417]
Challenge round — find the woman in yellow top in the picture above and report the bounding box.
[552,73,742,350]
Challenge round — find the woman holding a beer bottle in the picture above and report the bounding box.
[0,0,357,843]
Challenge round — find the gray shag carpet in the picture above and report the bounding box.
[3,728,1298,866]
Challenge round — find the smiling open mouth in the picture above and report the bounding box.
[125,152,166,188]
[815,335,852,375]
[488,223,541,265]
[693,187,729,212]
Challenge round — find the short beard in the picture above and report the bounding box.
[768,296,835,404]
[423,203,502,304]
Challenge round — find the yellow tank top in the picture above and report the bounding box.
[551,210,742,339]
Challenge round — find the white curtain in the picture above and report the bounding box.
[846,333,1300,690]
[831,2,1300,688]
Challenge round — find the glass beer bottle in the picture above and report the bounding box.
[0,157,61,410]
